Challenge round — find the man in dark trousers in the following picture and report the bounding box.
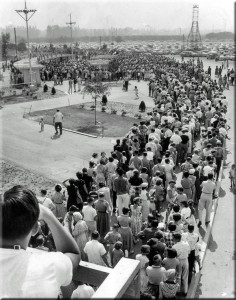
[53,109,63,135]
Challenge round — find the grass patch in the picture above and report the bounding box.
[28,105,139,137]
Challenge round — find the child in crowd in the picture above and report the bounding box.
[110,208,118,228]
[112,241,124,267]
[39,117,44,132]
[136,245,150,292]
[104,224,122,260]
[229,164,235,189]
[194,237,202,271]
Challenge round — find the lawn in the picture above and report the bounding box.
[28,105,139,137]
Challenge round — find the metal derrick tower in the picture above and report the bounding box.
[187,4,202,50]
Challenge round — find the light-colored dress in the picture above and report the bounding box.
[164,163,174,188]
[130,205,142,236]
[72,220,88,261]
[117,215,134,254]
[51,192,66,219]
[140,190,150,222]
[136,254,149,292]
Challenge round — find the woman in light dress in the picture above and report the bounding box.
[72,212,89,261]
[51,184,66,219]
[163,158,175,188]
[135,245,150,292]
[130,197,143,242]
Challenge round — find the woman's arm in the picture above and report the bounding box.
[62,179,69,188]
[39,204,80,268]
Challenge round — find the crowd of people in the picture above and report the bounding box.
[1,52,234,299]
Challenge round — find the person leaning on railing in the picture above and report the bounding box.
[0,185,81,298]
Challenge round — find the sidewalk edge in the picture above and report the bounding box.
[187,163,223,298]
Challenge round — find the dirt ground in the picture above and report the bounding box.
[1,160,57,197]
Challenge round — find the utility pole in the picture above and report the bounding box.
[15,0,36,85]
[66,13,76,59]
[100,36,102,48]
[14,27,18,58]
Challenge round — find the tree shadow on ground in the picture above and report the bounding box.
[208,233,218,252]
[194,274,203,298]
[219,187,226,197]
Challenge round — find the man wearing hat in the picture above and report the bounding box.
[198,173,216,227]
[214,141,224,178]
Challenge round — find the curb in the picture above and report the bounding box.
[63,128,98,138]
[187,162,223,298]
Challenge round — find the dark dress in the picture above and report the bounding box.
[94,199,110,239]
[66,184,78,211]
[193,169,201,203]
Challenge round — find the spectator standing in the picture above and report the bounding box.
[53,109,63,135]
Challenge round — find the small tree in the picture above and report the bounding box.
[17,39,27,52]
[82,82,110,124]
[139,101,146,112]
[1,32,10,62]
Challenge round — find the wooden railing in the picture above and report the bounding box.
[62,258,140,299]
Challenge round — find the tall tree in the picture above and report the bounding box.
[1,32,10,62]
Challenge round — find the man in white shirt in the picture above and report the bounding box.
[0,185,80,298]
[170,130,182,145]
[172,233,190,296]
[82,197,97,238]
[84,231,110,267]
[53,109,64,135]
[198,173,216,227]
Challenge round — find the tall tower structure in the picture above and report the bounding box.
[187,4,202,50]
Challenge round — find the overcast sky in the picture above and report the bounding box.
[1,0,235,31]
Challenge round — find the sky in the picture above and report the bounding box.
[1,0,235,32]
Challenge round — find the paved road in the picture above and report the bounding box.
[195,86,235,298]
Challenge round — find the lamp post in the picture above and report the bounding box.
[66,14,76,60]
[15,0,36,85]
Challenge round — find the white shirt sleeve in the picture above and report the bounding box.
[99,244,106,256]
[48,252,73,286]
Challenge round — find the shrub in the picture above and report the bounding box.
[101,107,106,112]
[101,94,108,105]
[139,101,146,112]
[79,104,84,109]
[43,84,48,93]
[51,86,56,95]
[111,109,117,114]
[121,109,127,117]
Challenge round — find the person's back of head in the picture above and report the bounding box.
[36,235,45,247]
[91,231,99,240]
[168,221,177,232]
[151,219,159,228]
[173,213,181,222]
[173,232,182,242]
[208,173,214,180]
[154,231,163,240]
[114,241,122,250]
[116,168,124,177]
[172,204,180,213]
[1,185,40,241]
[188,224,194,233]
[76,171,83,179]
[153,254,162,266]
[166,247,177,259]
[41,189,47,196]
